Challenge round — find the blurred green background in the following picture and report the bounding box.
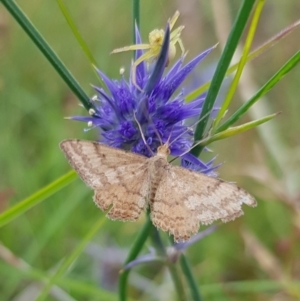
[0,0,300,300]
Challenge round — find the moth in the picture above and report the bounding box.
[60,140,256,242]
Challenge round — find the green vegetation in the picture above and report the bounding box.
[0,1,299,300]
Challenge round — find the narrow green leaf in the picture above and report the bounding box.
[4,260,300,298]
[213,0,265,130]
[201,280,300,295]
[216,50,300,133]
[25,188,88,262]
[132,0,140,42]
[168,262,188,301]
[152,234,187,301]
[0,171,77,228]
[35,216,106,301]
[119,215,152,301]
[204,113,280,146]
[166,236,199,301]
[56,0,98,65]
[180,255,202,301]
[185,19,300,103]
[226,19,300,78]
[2,261,120,301]
[0,0,92,111]
[191,0,256,157]
[118,5,155,301]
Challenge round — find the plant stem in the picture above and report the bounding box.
[152,231,187,301]
[119,216,152,301]
[0,0,92,111]
[132,0,140,38]
[35,216,106,301]
[132,0,140,63]
[192,0,256,156]
[0,171,77,228]
[168,262,188,301]
[180,255,202,301]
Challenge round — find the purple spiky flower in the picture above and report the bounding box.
[72,24,218,174]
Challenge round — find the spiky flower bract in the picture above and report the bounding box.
[123,225,217,270]
[72,24,218,174]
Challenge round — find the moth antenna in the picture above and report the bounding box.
[133,112,155,156]
[136,96,165,147]
[165,125,175,146]
[168,136,208,164]
[177,136,207,158]
[168,108,216,148]
[151,122,164,146]
[168,108,218,163]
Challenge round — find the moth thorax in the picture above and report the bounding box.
[156,144,170,158]
[149,158,168,203]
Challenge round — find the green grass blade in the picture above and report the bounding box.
[25,188,88,263]
[0,244,118,301]
[59,275,128,301]
[213,0,265,130]
[185,19,300,103]
[216,50,300,133]
[0,0,92,111]
[132,0,140,41]
[191,0,256,157]
[35,216,106,301]
[205,113,279,145]
[0,171,77,228]
[119,215,152,301]
[180,255,202,301]
[3,259,300,299]
[225,19,300,78]
[56,0,98,66]
[167,262,188,301]
[201,280,300,295]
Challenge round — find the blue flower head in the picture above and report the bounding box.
[72,24,218,174]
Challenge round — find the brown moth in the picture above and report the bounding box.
[60,140,256,242]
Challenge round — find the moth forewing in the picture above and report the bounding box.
[60,139,256,242]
